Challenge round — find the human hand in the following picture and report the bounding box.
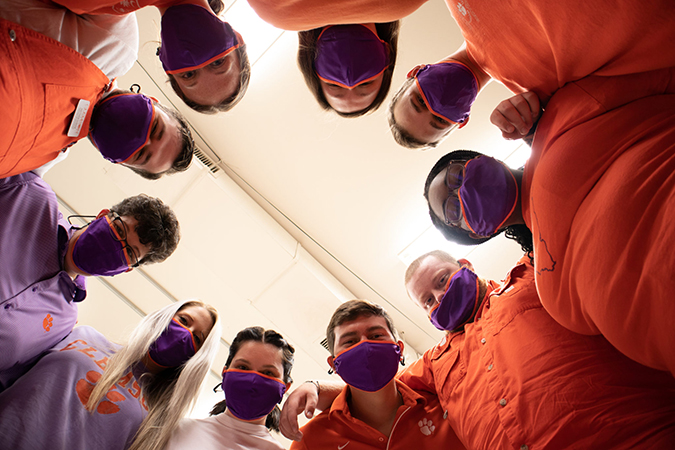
[490,91,541,140]
[280,381,319,441]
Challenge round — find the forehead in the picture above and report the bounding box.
[407,256,460,295]
[232,340,284,368]
[178,304,213,326]
[334,314,391,338]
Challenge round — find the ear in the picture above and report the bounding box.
[397,340,405,361]
[326,355,335,371]
[457,258,474,271]
[406,64,425,79]
[96,209,110,219]
[284,381,292,393]
[458,115,470,128]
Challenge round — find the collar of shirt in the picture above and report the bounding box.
[328,379,426,420]
[57,213,87,302]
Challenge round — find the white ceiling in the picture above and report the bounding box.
[43,0,527,444]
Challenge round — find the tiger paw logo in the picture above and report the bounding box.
[43,314,53,332]
[419,418,436,436]
[76,370,126,414]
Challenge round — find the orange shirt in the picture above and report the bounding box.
[446,0,675,102]
[245,0,427,31]
[399,256,675,449]
[521,68,675,374]
[51,0,184,15]
[290,380,465,450]
[0,19,109,178]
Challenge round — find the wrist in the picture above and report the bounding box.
[304,380,320,396]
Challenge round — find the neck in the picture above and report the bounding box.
[140,354,166,375]
[348,380,403,436]
[224,408,267,426]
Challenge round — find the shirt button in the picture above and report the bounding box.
[488,364,494,371]
[9,29,16,41]
[521,445,529,450]
[480,338,486,344]
[32,287,38,292]
[499,398,507,407]
[3,303,11,309]
[379,437,384,442]
[443,410,448,419]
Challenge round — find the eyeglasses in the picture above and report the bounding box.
[109,212,140,268]
[442,161,467,225]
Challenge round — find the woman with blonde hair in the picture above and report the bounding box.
[0,299,221,450]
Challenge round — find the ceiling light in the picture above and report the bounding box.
[222,0,285,65]
[398,225,476,267]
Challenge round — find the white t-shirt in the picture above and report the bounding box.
[166,412,285,450]
[0,0,138,79]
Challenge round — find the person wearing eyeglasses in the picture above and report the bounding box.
[0,171,180,392]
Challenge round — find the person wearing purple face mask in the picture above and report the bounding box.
[0,172,180,391]
[52,0,251,114]
[284,300,465,449]
[0,0,195,180]
[297,22,399,117]
[0,299,221,450]
[400,249,675,449]
[165,326,293,450]
[388,46,500,150]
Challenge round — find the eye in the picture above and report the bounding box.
[210,57,226,68]
[235,364,249,370]
[178,315,188,326]
[178,70,196,80]
[262,370,275,377]
[194,335,202,346]
[434,115,450,126]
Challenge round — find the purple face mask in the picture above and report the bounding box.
[429,267,480,331]
[222,369,287,421]
[458,156,519,236]
[71,216,130,277]
[333,340,400,392]
[159,4,240,74]
[89,93,155,164]
[414,62,478,124]
[314,24,389,89]
[148,318,197,368]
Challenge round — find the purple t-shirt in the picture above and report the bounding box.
[0,172,86,390]
[0,326,148,450]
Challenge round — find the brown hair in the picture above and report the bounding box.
[297,22,400,118]
[326,300,397,356]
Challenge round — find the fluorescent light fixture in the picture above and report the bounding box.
[502,142,531,169]
[398,225,476,267]
[222,0,285,65]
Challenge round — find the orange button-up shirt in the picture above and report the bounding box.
[290,380,465,450]
[0,19,109,178]
[400,256,675,450]
[521,69,675,375]
[445,0,675,102]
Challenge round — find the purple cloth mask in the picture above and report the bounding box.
[71,216,130,277]
[333,340,400,392]
[159,4,239,74]
[89,93,155,164]
[459,156,519,236]
[429,267,480,331]
[222,369,287,420]
[415,62,478,124]
[314,24,389,88]
[148,318,196,368]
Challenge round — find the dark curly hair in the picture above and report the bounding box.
[424,150,533,254]
[110,194,180,265]
[210,326,295,432]
[297,21,400,118]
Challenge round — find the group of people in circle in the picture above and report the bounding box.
[2,0,675,449]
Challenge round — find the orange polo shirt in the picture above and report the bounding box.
[446,0,675,102]
[399,256,675,449]
[0,19,109,178]
[51,0,187,15]
[290,380,465,450]
[521,68,675,375]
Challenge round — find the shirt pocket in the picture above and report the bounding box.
[431,344,466,395]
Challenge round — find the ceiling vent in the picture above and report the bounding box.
[194,147,220,175]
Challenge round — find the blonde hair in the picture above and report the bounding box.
[87,299,221,450]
